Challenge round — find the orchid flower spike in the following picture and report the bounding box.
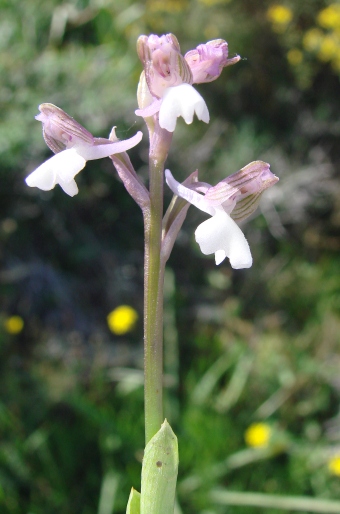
[25,103,143,196]
[165,162,279,269]
[136,34,239,132]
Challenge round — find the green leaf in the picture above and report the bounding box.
[141,419,178,514]
[126,488,141,514]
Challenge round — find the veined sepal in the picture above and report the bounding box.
[108,128,150,213]
[141,419,178,514]
[37,103,94,153]
[136,34,192,99]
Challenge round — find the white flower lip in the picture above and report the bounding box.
[195,209,252,268]
[159,83,209,132]
[25,148,85,197]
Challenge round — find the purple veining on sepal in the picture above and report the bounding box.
[185,39,241,84]
[137,33,192,99]
[36,103,94,153]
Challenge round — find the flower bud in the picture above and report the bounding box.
[136,34,192,98]
[185,39,240,83]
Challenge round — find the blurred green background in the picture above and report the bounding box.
[1,0,340,513]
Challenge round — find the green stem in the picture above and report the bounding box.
[143,129,171,444]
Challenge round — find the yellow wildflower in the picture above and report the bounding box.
[317,4,340,31]
[244,423,272,448]
[267,5,293,29]
[317,34,339,62]
[4,315,24,335]
[287,48,303,66]
[107,305,138,335]
[328,455,340,476]
[303,28,324,52]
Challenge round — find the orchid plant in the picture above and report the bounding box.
[25,33,278,514]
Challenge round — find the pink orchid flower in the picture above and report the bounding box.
[165,162,278,268]
[26,103,142,196]
[136,34,240,132]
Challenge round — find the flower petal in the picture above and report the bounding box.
[204,161,279,221]
[25,148,86,194]
[58,178,79,197]
[36,103,94,151]
[135,99,162,118]
[185,40,240,84]
[77,132,143,160]
[25,158,58,191]
[56,148,86,183]
[204,180,240,209]
[194,210,252,269]
[215,249,227,265]
[137,33,192,98]
[165,169,214,215]
[159,84,209,132]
